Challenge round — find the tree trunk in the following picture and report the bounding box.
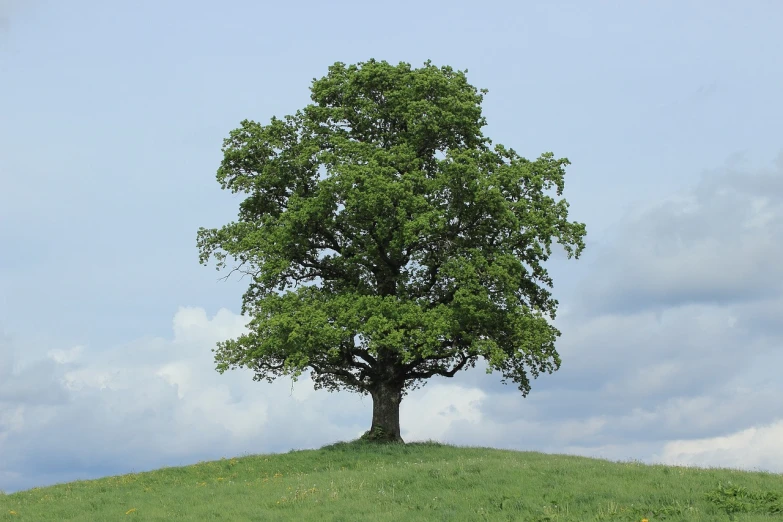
[364,381,405,443]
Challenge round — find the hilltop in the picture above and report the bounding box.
[1,440,781,521]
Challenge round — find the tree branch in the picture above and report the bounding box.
[405,352,471,380]
[400,344,458,373]
[352,346,377,366]
[253,359,286,372]
[310,361,364,389]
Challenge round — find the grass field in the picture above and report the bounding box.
[1,439,781,521]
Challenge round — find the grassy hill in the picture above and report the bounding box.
[1,439,781,521]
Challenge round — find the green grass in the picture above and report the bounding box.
[1,439,781,521]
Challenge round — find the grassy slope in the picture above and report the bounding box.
[1,440,781,521]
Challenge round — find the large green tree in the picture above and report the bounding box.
[197,59,587,443]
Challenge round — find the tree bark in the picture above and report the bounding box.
[364,381,405,443]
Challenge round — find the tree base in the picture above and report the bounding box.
[359,426,405,444]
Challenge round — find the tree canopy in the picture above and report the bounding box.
[197,59,587,442]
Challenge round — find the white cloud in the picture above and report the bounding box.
[0,307,360,492]
[0,307,498,493]
[401,384,486,442]
[655,420,783,473]
[171,306,248,345]
[47,345,83,365]
[155,362,192,399]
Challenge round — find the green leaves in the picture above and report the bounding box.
[197,59,587,396]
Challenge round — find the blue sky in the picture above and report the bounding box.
[1,0,782,494]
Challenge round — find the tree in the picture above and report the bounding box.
[197,59,587,443]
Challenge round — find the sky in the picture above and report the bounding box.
[1,0,782,494]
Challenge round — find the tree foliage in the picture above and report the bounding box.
[197,59,587,441]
